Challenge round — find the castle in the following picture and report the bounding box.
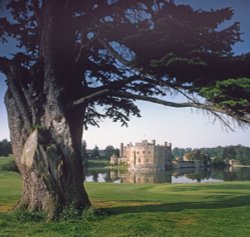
[110,140,172,171]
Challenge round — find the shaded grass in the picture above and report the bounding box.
[0,156,18,173]
[0,156,13,166]
[0,170,250,236]
[0,171,21,212]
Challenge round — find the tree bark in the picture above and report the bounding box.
[5,84,91,219]
[3,2,91,219]
[5,80,91,218]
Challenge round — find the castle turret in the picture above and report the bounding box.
[120,143,124,158]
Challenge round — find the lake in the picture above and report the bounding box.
[84,166,250,184]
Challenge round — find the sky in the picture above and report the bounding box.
[0,0,250,149]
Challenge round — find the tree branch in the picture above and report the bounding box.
[68,88,110,108]
[75,34,97,63]
[98,38,187,92]
[0,57,10,75]
[98,38,136,68]
[110,91,208,109]
[32,0,41,24]
[69,82,250,127]
[69,75,144,110]
[109,91,250,126]
[0,57,32,127]
[63,0,71,11]
[70,86,219,111]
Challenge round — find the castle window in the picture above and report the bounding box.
[148,151,151,154]
[146,159,149,163]
[138,158,141,163]
[137,151,140,154]
[143,151,145,154]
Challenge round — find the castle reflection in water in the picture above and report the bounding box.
[110,168,213,184]
[110,170,172,183]
[84,166,250,184]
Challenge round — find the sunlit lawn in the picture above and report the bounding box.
[0,157,250,237]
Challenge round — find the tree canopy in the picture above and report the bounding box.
[0,0,249,128]
[173,145,250,165]
[0,139,12,156]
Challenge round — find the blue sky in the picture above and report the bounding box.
[0,0,250,149]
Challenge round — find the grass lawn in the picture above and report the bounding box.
[0,156,13,166]
[87,158,128,172]
[86,159,110,171]
[0,161,250,236]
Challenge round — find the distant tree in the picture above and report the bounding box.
[172,147,185,159]
[234,145,250,165]
[173,147,193,159]
[103,145,119,159]
[90,145,100,159]
[0,139,12,156]
[200,147,218,158]
[222,146,236,160]
[81,141,89,164]
[213,146,224,159]
[199,145,250,165]
[185,148,193,154]
[184,149,209,162]
[212,157,227,167]
[0,0,249,218]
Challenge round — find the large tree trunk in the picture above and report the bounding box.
[5,85,91,219]
[3,2,91,219]
[5,86,91,219]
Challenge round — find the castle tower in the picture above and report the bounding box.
[120,143,124,158]
[120,139,172,171]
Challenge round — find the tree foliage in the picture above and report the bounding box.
[173,146,250,165]
[103,145,119,159]
[0,0,250,128]
[184,149,209,162]
[89,145,100,159]
[0,139,12,156]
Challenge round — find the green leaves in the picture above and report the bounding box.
[1,0,250,125]
[199,78,250,111]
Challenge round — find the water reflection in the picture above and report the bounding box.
[84,167,250,184]
[119,170,172,184]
